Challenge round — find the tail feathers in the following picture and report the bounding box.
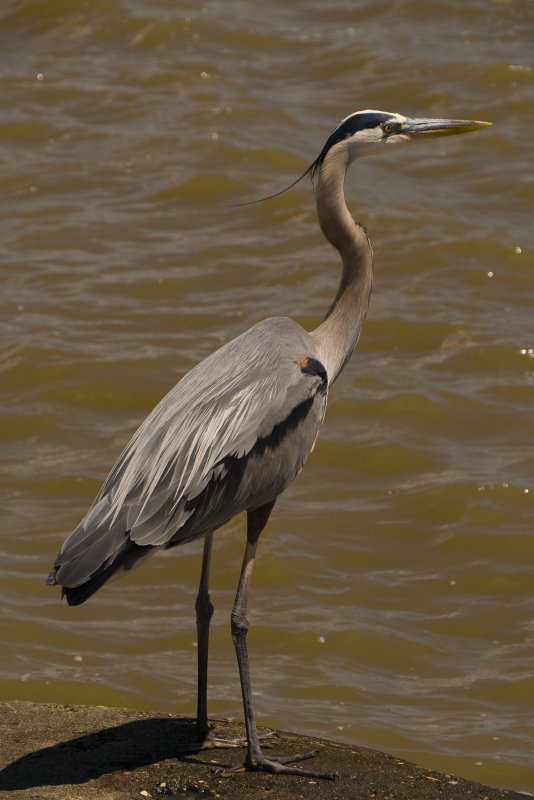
[47,495,156,605]
[58,542,153,606]
[49,521,130,589]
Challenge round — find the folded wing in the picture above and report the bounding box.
[47,317,328,603]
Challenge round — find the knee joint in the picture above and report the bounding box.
[231,613,248,638]
[195,593,214,621]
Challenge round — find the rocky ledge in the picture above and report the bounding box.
[0,701,528,800]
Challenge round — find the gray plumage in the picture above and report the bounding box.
[47,109,490,778]
[50,318,327,601]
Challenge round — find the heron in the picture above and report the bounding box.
[48,109,490,779]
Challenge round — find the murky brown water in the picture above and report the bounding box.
[1,0,533,793]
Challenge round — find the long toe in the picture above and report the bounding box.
[217,750,337,780]
[203,731,277,750]
[176,731,277,752]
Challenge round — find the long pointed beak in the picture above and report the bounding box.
[402,117,492,138]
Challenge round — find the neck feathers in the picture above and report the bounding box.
[310,146,374,384]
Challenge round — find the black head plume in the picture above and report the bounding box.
[232,110,394,208]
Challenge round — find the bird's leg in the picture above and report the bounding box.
[195,530,214,742]
[229,503,273,763]
[220,501,336,780]
[177,529,275,752]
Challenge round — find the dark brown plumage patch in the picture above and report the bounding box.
[296,356,328,388]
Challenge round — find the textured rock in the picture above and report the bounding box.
[0,701,526,800]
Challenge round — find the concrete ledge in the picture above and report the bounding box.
[0,701,526,800]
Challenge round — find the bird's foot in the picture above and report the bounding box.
[215,749,337,780]
[177,731,277,752]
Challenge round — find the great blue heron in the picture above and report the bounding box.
[48,109,490,779]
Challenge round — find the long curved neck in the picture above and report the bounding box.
[309,147,374,385]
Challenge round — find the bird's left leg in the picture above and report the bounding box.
[220,501,336,779]
[195,530,215,743]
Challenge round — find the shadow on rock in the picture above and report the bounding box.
[0,716,203,790]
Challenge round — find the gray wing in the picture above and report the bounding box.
[48,317,328,601]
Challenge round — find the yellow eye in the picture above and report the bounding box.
[383,122,393,133]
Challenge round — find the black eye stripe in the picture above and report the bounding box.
[312,112,394,175]
[331,112,392,142]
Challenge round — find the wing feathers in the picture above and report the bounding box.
[49,317,328,596]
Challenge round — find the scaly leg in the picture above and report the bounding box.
[195,530,214,742]
[220,501,336,779]
[178,529,275,752]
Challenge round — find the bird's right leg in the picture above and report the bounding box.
[219,502,335,779]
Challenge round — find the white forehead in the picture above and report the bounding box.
[342,109,406,125]
[318,109,411,167]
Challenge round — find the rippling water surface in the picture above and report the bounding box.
[1,0,533,793]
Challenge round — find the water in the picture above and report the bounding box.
[1,0,533,793]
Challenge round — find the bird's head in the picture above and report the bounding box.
[314,109,491,170]
[234,108,491,206]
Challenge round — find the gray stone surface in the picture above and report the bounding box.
[0,701,527,800]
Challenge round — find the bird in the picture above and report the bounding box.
[48,109,490,779]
